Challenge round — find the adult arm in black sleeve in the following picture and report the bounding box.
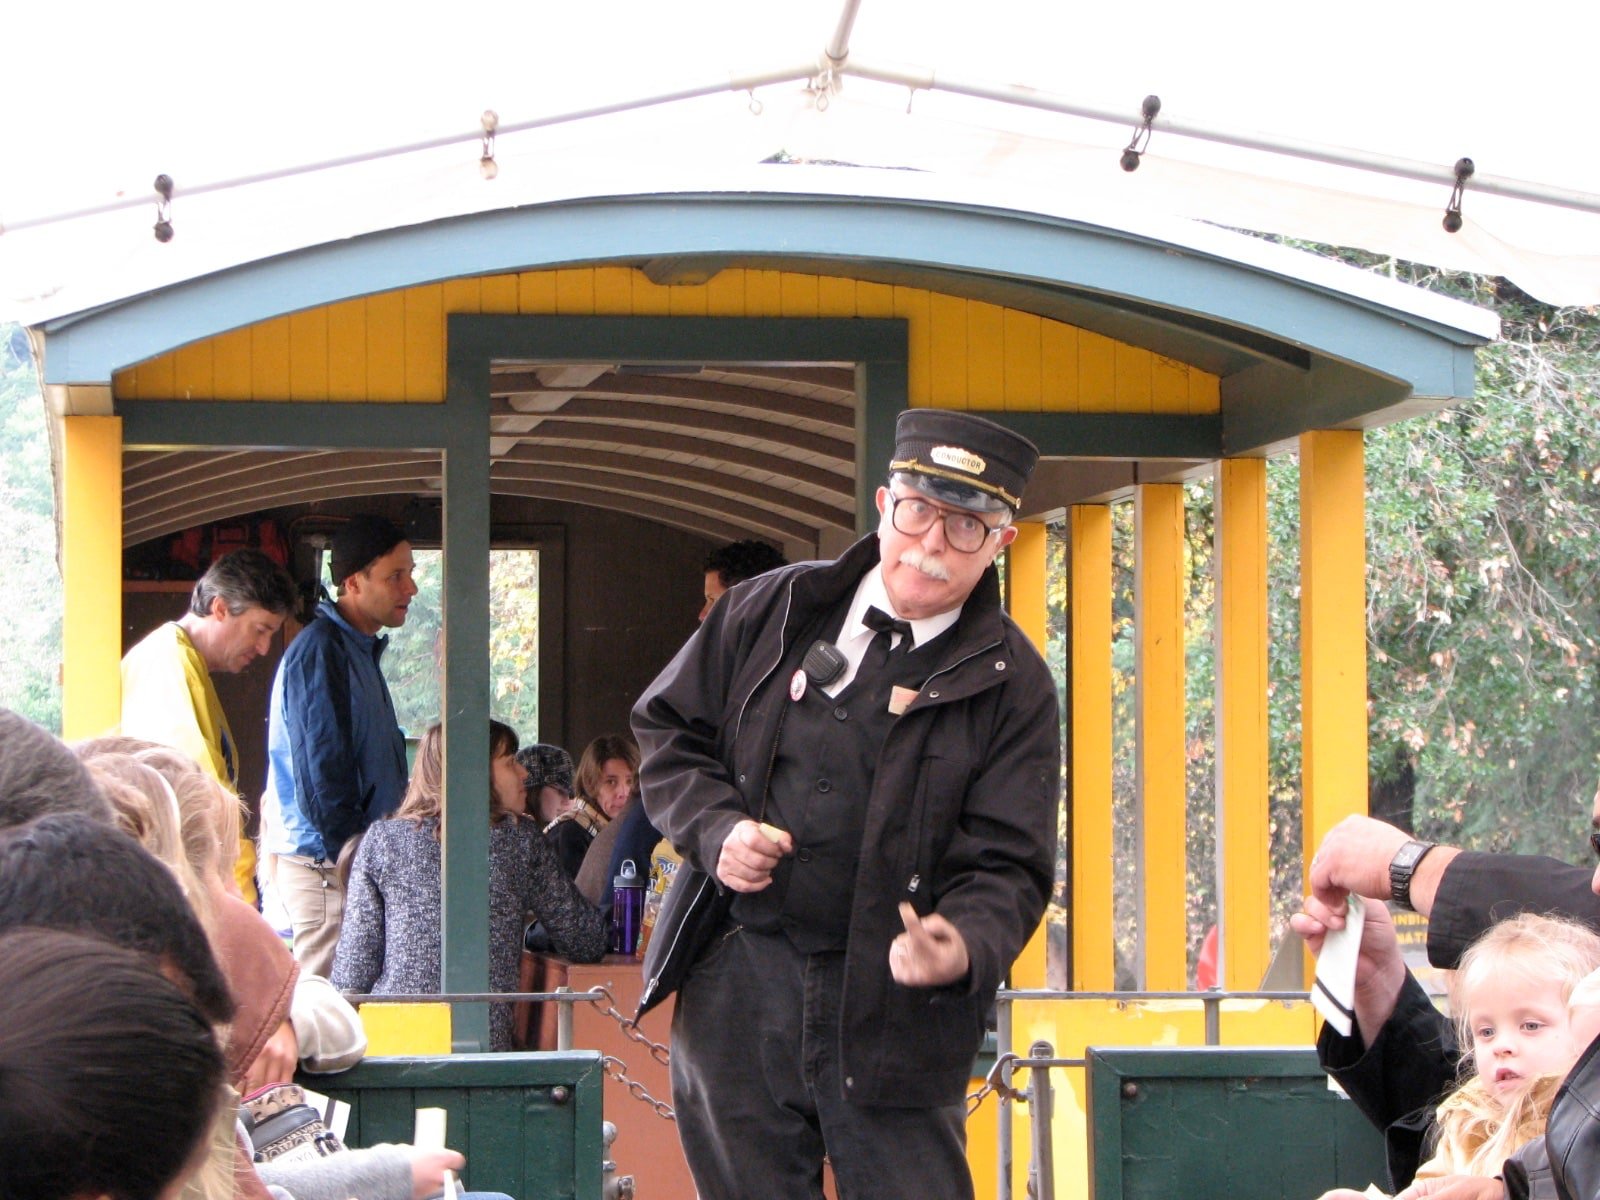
[1319,970,1460,1190]
[1427,852,1600,969]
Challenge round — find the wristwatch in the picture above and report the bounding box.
[1388,839,1436,911]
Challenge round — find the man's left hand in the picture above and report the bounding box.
[890,902,969,987]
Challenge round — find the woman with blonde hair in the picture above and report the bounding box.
[333,720,606,1050]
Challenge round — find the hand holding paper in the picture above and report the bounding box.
[1311,894,1366,1038]
[412,1108,464,1200]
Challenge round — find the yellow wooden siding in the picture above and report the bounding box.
[1069,504,1115,991]
[113,268,1221,413]
[61,416,124,739]
[1135,483,1187,990]
[1215,458,1271,991]
[1007,522,1052,991]
[251,315,292,398]
[365,291,407,400]
[288,308,329,401]
[326,298,369,400]
[1300,431,1369,877]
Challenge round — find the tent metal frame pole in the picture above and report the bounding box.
[7,38,1598,233]
[841,57,1600,216]
[0,63,818,233]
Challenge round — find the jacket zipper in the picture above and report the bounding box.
[732,581,796,745]
[899,634,1006,895]
[647,581,799,1005]
[643,870,717,1004]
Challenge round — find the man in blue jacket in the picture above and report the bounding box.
[262,515,416,977]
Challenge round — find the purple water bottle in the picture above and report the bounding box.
[610,859,645,956]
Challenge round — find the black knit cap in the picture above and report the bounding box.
[889,408,1040,513]
[329,515,407,586]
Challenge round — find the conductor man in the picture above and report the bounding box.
[633,408,1061,1200]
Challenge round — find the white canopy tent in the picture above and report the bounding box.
[3,0,1598,318]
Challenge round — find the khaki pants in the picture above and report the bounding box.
[276,855,346,979]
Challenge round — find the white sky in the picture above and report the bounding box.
[7,0,1595,217]
[4,0,1598,309]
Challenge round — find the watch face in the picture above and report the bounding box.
[1394,840,1428,870]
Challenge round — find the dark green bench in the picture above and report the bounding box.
[303,1051,605,1200]
[1086,1046,1389,1200]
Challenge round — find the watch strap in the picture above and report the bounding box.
[1389,839,1436,911]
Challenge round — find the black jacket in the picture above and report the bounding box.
[631,535,1061,1106]
[1319,971,1462,1189]
[1427,851,1600,969]
[1539,1033,1600,1200]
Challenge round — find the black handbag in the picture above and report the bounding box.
[239,1083,346,1163]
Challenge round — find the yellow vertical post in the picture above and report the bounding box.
[1069,505,1114,990]
[1215,459,1271,990]
[1300,431,1369,869]
[1135,483,1186,989]
[61,415,123,739]
[1007,522,1051,989]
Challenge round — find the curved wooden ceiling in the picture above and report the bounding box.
[120,362,859,550]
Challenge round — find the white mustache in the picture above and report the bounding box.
[898,548,950,581]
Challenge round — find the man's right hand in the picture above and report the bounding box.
[1307,815,1412,918]
[408,1148,465,1200]
[714,820,794,892]
[1290,891,1408,1042]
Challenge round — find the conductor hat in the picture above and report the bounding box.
[888,408,1040,513]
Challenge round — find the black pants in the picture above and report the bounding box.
[669,925,972,1200]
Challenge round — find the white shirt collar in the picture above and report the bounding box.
[838,564,962,653]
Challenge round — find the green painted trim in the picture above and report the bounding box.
[447,313,908,361]
[441,346,494,1051]
[1221,352,1475,453]
[996,412,1221,460]
[1086,1046,1387,1200]
[858,362,906,533]
[430,313,912,1026]
[118,399,452,450]
[305,1051,604,1200]
[314,1050,604,1086]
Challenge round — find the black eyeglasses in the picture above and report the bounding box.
[1589,830,1600,861]
[887,493,1005,554]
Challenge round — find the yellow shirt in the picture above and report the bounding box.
[120,622,259,904]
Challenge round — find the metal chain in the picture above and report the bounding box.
[589,987,676,1120]
[585,985,1031,1126]
[967,1052,1026,1117]
[589,986,673,1066]
[600,1055,676,1121]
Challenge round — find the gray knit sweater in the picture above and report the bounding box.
[331,813,606,1050]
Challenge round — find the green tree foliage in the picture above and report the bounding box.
[383,548,543,740]
[0,325,63,731]
[1048,265,1600,988]
[1362,275,1600,860]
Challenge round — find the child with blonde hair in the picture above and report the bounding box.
[1319,912,1600,1200]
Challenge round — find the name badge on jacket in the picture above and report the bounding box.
[888,685,918,716]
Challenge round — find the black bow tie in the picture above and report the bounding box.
[856,606,912,681]
[863,605,913,646]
